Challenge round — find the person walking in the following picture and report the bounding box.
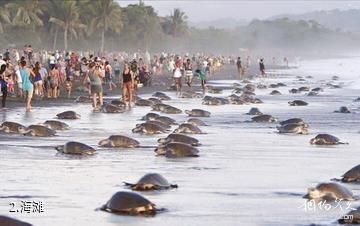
[259,58,265,76]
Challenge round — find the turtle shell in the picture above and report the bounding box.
[59,141,96,155]
[136,173,171,188]
[342,164,360,182]
[103,191,155,214]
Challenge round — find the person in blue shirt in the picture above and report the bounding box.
[20,60,35,111]
[194,68,206,94]
[0,64,8,109]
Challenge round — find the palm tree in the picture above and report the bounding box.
[89,0,123,52]
[7,0,44,28]
[48,1,86,50]
[0,5,11,33]
[167,8,188,38]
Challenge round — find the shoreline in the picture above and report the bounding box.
[1,63,289,112]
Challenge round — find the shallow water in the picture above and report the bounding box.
[1,58,360,226]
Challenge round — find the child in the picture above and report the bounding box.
[65,77,72,98]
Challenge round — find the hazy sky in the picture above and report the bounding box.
[118,0,360,21]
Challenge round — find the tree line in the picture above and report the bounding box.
[0,0,188,51]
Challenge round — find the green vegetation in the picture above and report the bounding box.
[0,0,359,55]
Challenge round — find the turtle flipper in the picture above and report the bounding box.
[123,182,135,187]
[170,184,178,189]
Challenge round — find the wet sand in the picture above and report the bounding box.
[1,60,359,226]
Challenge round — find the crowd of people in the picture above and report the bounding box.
[0,46,273,112]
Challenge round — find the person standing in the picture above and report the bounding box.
[19,60,35,111]
[86,62,104,111]
[49,65,59,98]
[121,63,134,107]
[195,68,206,95]
[105,61,116,91]
[236,57,242,79]
[184,58,193,88]
[259,58,265,76]
[0,64,8,109]
[173,57,183,96]
[33,62,43,97]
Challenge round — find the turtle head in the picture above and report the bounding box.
[305,188,321,199]
[154,146,167,155]
[132,126,143,133]
[173,128,180,134]
[55,145,64,152]
[17,126,27,134]
[157,137,169,144]
[23,129,34,136]
[309,138,316,144]
[98,138,110,147]
[185,110,191,115]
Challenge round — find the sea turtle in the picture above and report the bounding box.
[100,191,156,215]
[257,84,267,89]
[160,106,182,114]
[311,87,323,92]
[202,98,221,106]
[56,111,80,119]
[135,99,153,107]
[0,215,32,226]
[110,99,127,107]
[334,106,351,113]
[298,86,310,92]
[277,123,309,134]
[0,121,27,134]
[289,88,299,94]
[158,133,201,146]
[55,141,96,155]
[269,84,279,88]
[303,182,354,201]
[150,116,177,125]
[173,123,203,134]
[152,92,171,100]
[243,84,255,92]
[124,173,178,191]
[288,100,308,106]
[310,134,347,145]
[99,135,140,148]
[251,114,277,123]
[43,120,69,130]
[132,123,167,135]
[151,103,171,112]
[246,107,263,116]
[185,109,211,117]
[279,118,308,127]
[277,82,286,87]
[23,125,56,137]
[338,209,360,224]
[186,118,207,126]
[353,97,360,102]
[139,120,171,130]
[215,97,229,104]
[101,104,125,113]
[148,97,162,104]
[155,142,200,158]
[270,90,281,95]
[341,164,360,183]
[141,113,160,121]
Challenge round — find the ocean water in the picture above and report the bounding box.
[0,57,360,226]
